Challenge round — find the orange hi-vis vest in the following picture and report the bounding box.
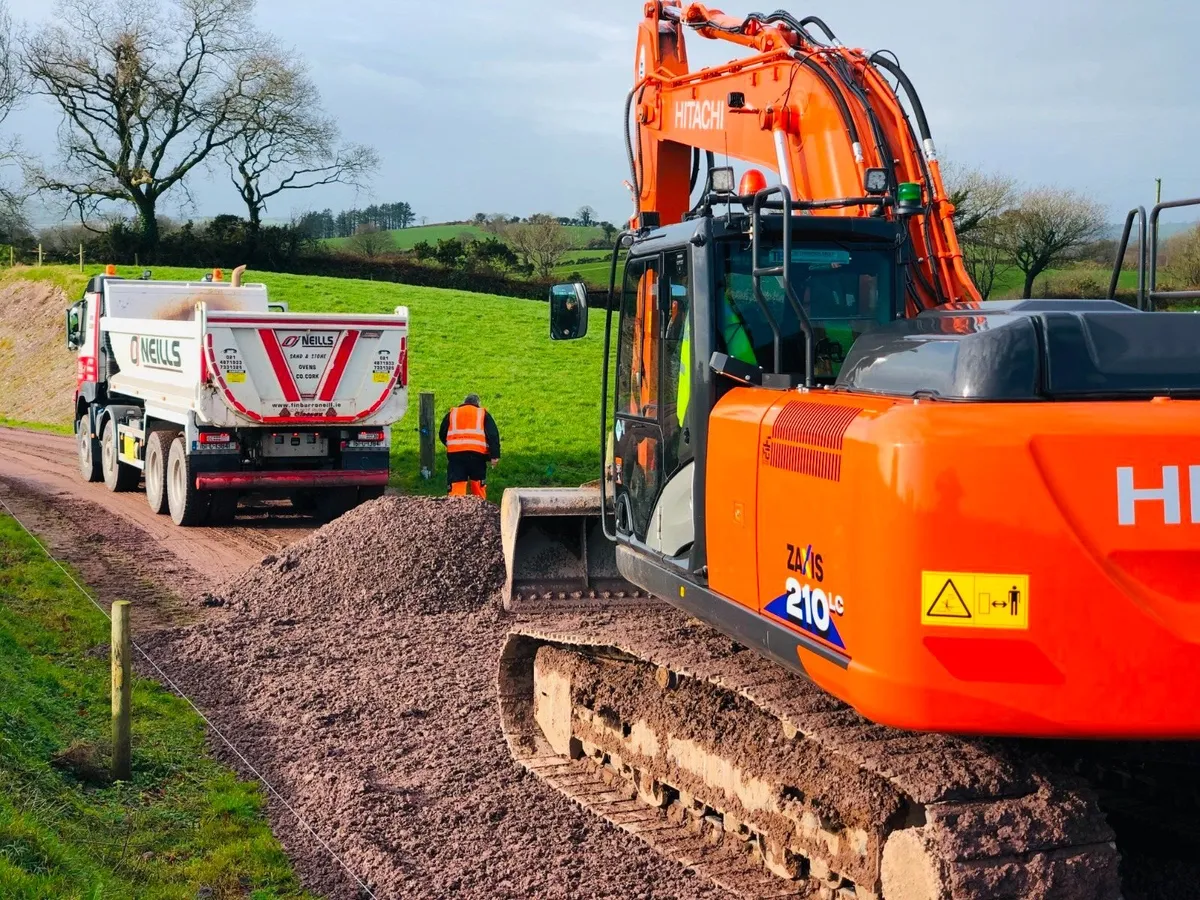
[446,405,488,454]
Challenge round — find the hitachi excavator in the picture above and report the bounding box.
[498,4,1200,898]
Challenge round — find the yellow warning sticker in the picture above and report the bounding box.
[921,572,1029,630]
[372,371,390,383]
[226,371,246,383]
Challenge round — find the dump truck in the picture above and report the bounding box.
[66,267,408,525]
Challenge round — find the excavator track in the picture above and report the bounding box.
[498,607,1122,900]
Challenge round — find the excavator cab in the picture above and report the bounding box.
[503,187,904,609]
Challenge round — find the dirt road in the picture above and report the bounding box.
[0,426,314,574]
[0,427,716,898]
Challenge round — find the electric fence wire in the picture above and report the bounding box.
[0,490,379,900]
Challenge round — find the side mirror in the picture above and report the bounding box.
[65,306,80,351]
[550,283,588,341]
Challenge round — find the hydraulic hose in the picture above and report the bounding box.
[789,51,861,156]
[796,15,839,44]
[624,79,649,217]
[868,53,932,143]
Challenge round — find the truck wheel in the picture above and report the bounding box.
[315,487,358,522]
[144,431,173,514]
[101,419,139,493]
[359,485,386,503]
[167,435,210,526]
[208,491,239,525]
[77,415,102,483]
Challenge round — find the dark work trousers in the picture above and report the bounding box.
[447,451,489,488]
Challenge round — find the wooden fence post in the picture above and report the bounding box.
[419,392,435,481]
[37,244,43,267]
[79,242,84,273]
[111,600,132,781]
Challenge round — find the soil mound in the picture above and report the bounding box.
[225,495,505,617]
[149,492,714,898]
[0,277,76,427]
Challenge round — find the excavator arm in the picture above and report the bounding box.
[630,1,980,312]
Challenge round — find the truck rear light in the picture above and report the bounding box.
[199,432,233,444]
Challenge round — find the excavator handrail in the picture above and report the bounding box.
[600,229,637,542]
[750,185,814,386]
[1108,206,1147,309]
[1149,197,1200,308]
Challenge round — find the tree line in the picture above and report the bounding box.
[297,202,416,240]
[0,0,378,256]
[946,167,1111,299]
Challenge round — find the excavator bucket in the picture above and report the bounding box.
[500,486,639,611]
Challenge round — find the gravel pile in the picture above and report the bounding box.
[149,495,714,899]
[229,495,507,617]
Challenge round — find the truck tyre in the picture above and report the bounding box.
[315,487,358,522]
[208,491,239,525]
[77,415,102,483]
[101,419,139,493]
[167,435,209,526]
[144,430,173,514]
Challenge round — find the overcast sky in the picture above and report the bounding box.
[5,0,1199,227]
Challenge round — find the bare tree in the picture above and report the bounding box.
[349,222,391,260]
[575,204,595,227]
[1162,225,1200,289]
[508,213,572,279]
[942,163,1017,241]
[961,223,1014,300]
[0,2,28,237]
[225,50,377,238]
[480,212,509,237]
[998,187,1108,298]
[23,0,270,254]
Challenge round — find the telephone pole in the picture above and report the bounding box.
[1156,178,1163,205]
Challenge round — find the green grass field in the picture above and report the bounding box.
[987,264,1141,299]
[0,253,1168,497]
[0,514,310,899]
[9,265,606,497]
[323,222,607,253]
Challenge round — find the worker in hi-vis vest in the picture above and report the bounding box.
[676,292,756,428]
[438,393,501,499]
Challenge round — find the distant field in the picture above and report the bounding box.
[323,222,607,252]
[987,263,1140,299]
[6,265,605,497]
[552,250,625,286]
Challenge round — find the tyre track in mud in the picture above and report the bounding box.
[0,428,716,898]
[0,426,315,576]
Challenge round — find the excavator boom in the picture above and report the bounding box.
[631,1,978,313]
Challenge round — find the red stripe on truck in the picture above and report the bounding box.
[317,330,359,402]
[196,470,389,490]
[259,329,302,403]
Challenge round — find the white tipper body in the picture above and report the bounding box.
[98,280,408,429]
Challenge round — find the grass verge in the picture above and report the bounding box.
[0,417,72,436]
[0,514,311,899]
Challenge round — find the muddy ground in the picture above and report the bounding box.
[0,482,716,898]
[1,467,1197,899]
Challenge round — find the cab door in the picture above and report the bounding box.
[612,248,693,554]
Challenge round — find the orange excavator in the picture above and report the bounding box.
[498,4,1200,898]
